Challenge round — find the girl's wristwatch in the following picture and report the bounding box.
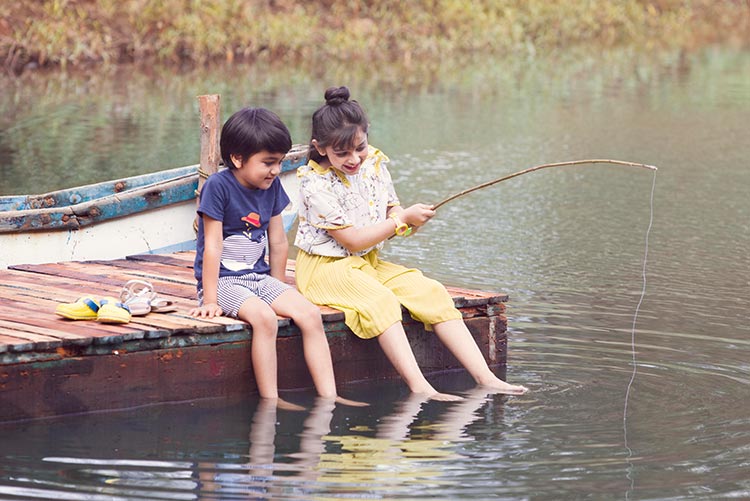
[389,212,412,237]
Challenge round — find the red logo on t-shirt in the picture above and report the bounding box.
[242,212,261,228]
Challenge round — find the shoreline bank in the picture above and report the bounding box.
[3,1,749,74]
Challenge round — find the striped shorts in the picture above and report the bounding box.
[198,272,291,318]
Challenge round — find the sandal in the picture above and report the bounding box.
[97,297,131,324]
[119,279,177,315]
[149,297,177,313]
[55,296,100,320]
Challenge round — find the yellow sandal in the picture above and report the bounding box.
[55,296,101,320]
[96,297,132,324]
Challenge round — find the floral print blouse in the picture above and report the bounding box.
[294,146,400,257]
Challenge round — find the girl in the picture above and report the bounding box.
[294,87,527,400]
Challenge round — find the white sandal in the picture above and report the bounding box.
[119,280,177,315]
[119,280,157,316]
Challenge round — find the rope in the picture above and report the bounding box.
[197,167,212,179]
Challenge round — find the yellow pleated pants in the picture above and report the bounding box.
[295,249,462,339]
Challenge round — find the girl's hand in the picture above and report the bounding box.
[189,302,223,318]
[400,203,435,227]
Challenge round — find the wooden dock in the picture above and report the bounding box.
[0,252,509,422]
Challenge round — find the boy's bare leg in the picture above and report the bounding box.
[237,297,280,400]
[273,289,368,406]
[433,319,528,395]
[377,322,462,401]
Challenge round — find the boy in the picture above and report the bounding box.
[189,107,352,406]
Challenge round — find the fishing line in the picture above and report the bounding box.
[425,158,658,496]
[624,168,657,499]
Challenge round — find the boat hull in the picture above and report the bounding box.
[1,152,303,268]
[0,201,198,268]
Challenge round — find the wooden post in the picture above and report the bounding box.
[195,94,221,230]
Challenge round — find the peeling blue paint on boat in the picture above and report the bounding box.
[1,152,305,233]
[0,146,308,267]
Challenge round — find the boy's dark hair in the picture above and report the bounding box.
[309,86,369,164]
[220,107,292,168]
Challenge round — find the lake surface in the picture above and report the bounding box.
[1,47,749,499]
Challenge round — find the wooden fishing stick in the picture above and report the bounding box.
[432,159,658,210]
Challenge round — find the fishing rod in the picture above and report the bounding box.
[389,159,657,238]
[431,159,658,211]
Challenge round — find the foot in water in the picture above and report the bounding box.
[334,396,370,407]
[477,377,528,395]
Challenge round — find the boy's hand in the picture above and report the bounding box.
[189,302,223,318]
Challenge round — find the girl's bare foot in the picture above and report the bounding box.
[478,377,528,395]
[407,381,464,401]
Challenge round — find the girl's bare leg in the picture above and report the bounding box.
[237,297,280,399]
[377,322,463,401]
[433,319,528,395]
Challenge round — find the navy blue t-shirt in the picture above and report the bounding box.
[193,169,291,289]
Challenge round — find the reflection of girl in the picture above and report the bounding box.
[317,388,500,495]
[295,86,527,400]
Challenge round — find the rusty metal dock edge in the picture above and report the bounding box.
[0,299,508,422]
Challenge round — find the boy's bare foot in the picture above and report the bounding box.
[273,397,306,411]
[334,396,370,407]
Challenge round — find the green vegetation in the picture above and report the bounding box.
[2,0,749,72]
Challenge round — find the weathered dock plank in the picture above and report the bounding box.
[0,251,509,422]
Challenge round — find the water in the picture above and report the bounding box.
[1,47,749,499]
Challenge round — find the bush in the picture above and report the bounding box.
[2,0,749,72]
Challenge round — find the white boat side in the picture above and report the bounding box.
[1,149,305,269]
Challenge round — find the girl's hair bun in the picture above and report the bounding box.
[325,86,350,106]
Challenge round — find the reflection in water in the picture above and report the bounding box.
[194,388,502,499]
[0,387,502,500]
[315,389,497,498]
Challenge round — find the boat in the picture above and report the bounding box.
[0,146,306,269]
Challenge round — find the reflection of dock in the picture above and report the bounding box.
[0,252,509,422]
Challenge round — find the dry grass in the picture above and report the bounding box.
[2,0,749,72]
